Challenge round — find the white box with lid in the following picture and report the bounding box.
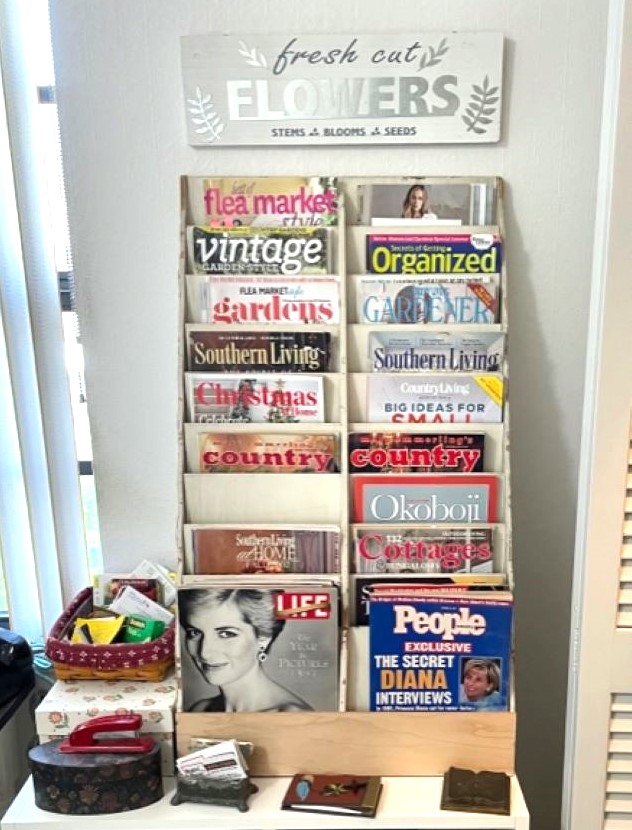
[34,671,176,776]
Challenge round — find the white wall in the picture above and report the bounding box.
[49,2,609,828]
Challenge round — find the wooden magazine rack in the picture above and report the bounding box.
[175,176,515,776]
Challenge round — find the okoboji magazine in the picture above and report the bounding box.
[369,592,512,712]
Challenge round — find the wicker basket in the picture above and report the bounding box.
[45,587,175,682]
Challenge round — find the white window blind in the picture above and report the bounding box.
[0,1,89,640]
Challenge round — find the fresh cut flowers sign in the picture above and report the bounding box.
[181,32,504,146]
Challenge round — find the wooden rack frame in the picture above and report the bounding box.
[175,176,515,776]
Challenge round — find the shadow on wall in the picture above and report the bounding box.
[503,183,584,830]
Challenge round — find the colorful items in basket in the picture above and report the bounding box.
[69,585,173,647]
[45,587,175,681]
[29,713,163,815]
[70,613,165,646]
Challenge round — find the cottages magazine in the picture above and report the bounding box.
[352,525,495,575]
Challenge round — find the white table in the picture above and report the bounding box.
[1,775,529,830]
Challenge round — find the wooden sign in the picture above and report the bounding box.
[181,32,504,146]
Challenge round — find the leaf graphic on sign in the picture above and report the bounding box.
[417,38,450,71]
[186,87,225,144]
[462,76,499,135]
[238,40,268,69]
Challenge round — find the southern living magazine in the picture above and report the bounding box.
[352,473,501,523]
[186,525,340,575]
[352,525,495,575]
[369,592,512,711]
[367,330,504,373]
[348,432,485,474]
[187,329,332,373]
[187,225,332,275]
[185,373,325,424]
[366,374,504,424]
[353,573,506,626]
[193,432,339,473]
[365,233,502,275]
[177,584,339,712]
[186,176,339,227]
[195,274,340,325]
[356,276,498,324]
[345,181,498,227]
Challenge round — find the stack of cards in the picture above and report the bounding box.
[176,739,248,781]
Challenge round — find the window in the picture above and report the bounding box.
[0,2,101,636]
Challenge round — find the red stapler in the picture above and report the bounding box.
[58,713,155,753]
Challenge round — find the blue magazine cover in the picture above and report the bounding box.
[369,592,512,712]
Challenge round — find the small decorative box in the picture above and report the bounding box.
[35,672,177,776]
[29,716,163,815]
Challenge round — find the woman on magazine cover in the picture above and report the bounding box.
[179,587,313,713]
[459,657,504,710]
[401,184,437,220]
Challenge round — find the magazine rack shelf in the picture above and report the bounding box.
[175,176,515,776]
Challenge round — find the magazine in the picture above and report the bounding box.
[186,176,339,227]
[187,329,332,373]
[344,180,498,227]
[352,473,501,523]
[348,432,485,474]
[356,276,498,325]
[192,274,340,325]
[177,584,339,712]
[366,233,502,275]
[369,592,512,711]
[187,225,332,275]
[366,373,504,424]
[367,330,504,373]
[186,525,340,575]
[352,525,495,575]
[353,573,506,626]
[192,432,339,473]
[185,373,325,424]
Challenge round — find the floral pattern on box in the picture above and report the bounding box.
[35,674,177,735]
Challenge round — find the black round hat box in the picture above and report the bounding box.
[29,740,163,815]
